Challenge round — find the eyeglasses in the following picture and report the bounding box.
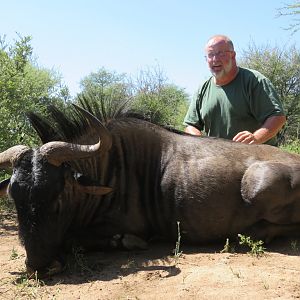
[205,50,233,60]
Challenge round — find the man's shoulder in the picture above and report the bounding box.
[195,76,213,94]
[239,67,267,80]
[199,76,213,87]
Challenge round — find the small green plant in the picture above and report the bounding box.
[14,271,45,298]
[238,234,266,257]
[220,238,235,253]
[290,239,300,252]
[10,247,19,260]
[173,221,183,261]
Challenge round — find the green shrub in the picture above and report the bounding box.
[280,139,300,154]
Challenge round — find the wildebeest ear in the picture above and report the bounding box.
[0,178,10,197]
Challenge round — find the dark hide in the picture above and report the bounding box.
[1,104,300,277]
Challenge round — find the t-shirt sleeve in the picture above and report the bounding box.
[183,86,204,130]
[249,76,285,124]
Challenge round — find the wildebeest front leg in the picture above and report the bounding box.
[241,161,300,241]
[64,231,118,252]
[64,230,148,252]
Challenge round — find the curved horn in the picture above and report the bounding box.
[40,105,113,167]
[72,104,112,153]
[40,140,102,167]
[0,145,30,169]
[0,178,10,197]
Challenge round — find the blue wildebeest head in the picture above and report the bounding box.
[0,105,112,277]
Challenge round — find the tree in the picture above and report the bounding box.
[131,65,189,128]
[79,67,131,99]
[239,43,300,143]
[277,1,300,34]
[78,65,189,129]
[0,35,69,150]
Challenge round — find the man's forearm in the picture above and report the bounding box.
[253,115,286,144]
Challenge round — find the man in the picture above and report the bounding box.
[184,35,286,145]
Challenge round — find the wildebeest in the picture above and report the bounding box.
[1,98,300,278]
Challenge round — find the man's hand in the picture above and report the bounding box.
[233,116,286,144]
[232,131,258,144]
[184,126,202,136]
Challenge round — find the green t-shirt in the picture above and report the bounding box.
[184,67,285,145]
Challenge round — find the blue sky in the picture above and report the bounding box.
[1,0,299,98]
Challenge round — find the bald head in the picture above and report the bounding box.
[205,35,234,52]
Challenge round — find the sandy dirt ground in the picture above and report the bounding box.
[1,213,300,300]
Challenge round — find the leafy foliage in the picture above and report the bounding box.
[0,34,70,188]
[0,35,69,151]
[79,67,130,100]
[131,66,188,129]
[78,65,189,130]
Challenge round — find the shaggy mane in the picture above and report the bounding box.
[27,94,185,144]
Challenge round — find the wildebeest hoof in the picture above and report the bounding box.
[27,259,64,279]
[121,234,148,250]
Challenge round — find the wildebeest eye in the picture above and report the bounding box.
[75,173,99,186]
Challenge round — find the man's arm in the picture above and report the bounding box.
[232,115,286,144]
[184,125,202,136]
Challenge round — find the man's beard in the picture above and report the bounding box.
[212,59,233,79]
